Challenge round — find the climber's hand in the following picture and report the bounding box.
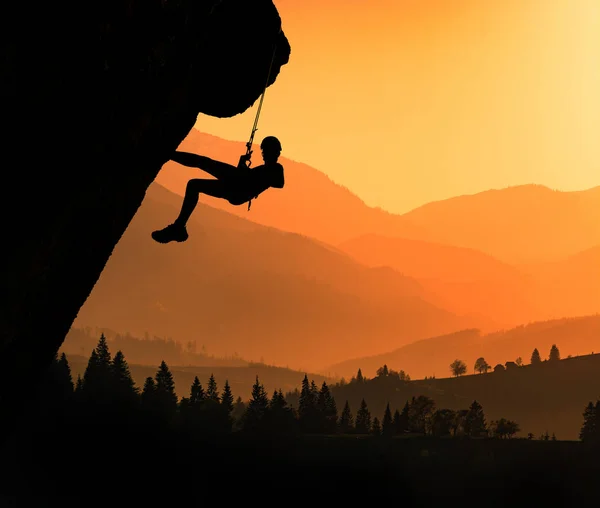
[238,153,252,167]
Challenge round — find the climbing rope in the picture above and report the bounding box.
[245,27,282,211]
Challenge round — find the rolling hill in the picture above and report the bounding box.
[327,315,600,380]
[73,183,481,371]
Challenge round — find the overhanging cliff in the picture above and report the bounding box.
[0,0,290,415]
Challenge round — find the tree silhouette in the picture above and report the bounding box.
[515,357,523,367]
[206,373,220,403]
[450,359,467,377]
[154,361,178,421]
[464,400,487,437]
[221,380,234,416]
[111,350,139,413]
[579,401,599,443]
[397,401,410,434]
[382,402,394,437]
[371,417,381,436]
[190,376,205,405]
[491,418,520,439]
[549,344,560,362]
[409,395,436,434]
[531,348,542,365]
[474,357,490,374]
[338,401,354,433]
[376,364,389,377]
[242,375,269,432]
[355,398,371,434]
[317,381,338,433]
[298,374,319,433]
[356,368,364,383]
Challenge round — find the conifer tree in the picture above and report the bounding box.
[317,381,338,433]
[355,398,371,434]
[371,417,381,436]
[398,401,410,434]
[111,350,139,412]
[338,401,354,433]
[298,374,318,433]
[190,376,205,405]
[221,380,234,415]
[382,402,394,437]
[530,348,542,365]
[579,401,597,442]
[242,376,269,432]
[356,368,364,383]
[549,344,560,362]
[206,373,220,403]
[154,361,178,420]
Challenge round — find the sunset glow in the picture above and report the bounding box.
[196,0,600,214]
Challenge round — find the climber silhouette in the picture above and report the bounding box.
[151,136,285,243]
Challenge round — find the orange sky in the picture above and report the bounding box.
[195,0,600,214]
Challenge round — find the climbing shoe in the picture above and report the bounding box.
[151,223,189,244]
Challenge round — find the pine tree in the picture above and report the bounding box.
[317,381,338,433]
[242,376,269,432]
[338,401,354,433]
[189,376,205,405]
[206,373,220,403]
[382,402,394,437]
[530,348,542,365]
[298,374,318,433]
[371,417,381,436]
[154,361,178,420]
[221,380,234,415]
[549,344,560,362]
[464,400,487,437]
[397,401,410,434]
[111,351,139,409]
[579,401,597,442]
[355,398,371,434]
[356,368,364,383]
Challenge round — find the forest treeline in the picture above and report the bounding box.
[35,334,600,443]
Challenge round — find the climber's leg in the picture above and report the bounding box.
[171,152,238,180]
[151,179,232,244]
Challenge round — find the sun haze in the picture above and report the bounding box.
[196,0,600,214]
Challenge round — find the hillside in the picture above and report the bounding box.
[327,315,600,379]
[155,130,600,264]
[338,234,540,325]
[73,183,478,371]
[293,353,600,440]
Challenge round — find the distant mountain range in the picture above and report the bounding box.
[152,129,599,329]
[74,183,480,371]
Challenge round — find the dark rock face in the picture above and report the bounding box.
[0,0,290,411]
